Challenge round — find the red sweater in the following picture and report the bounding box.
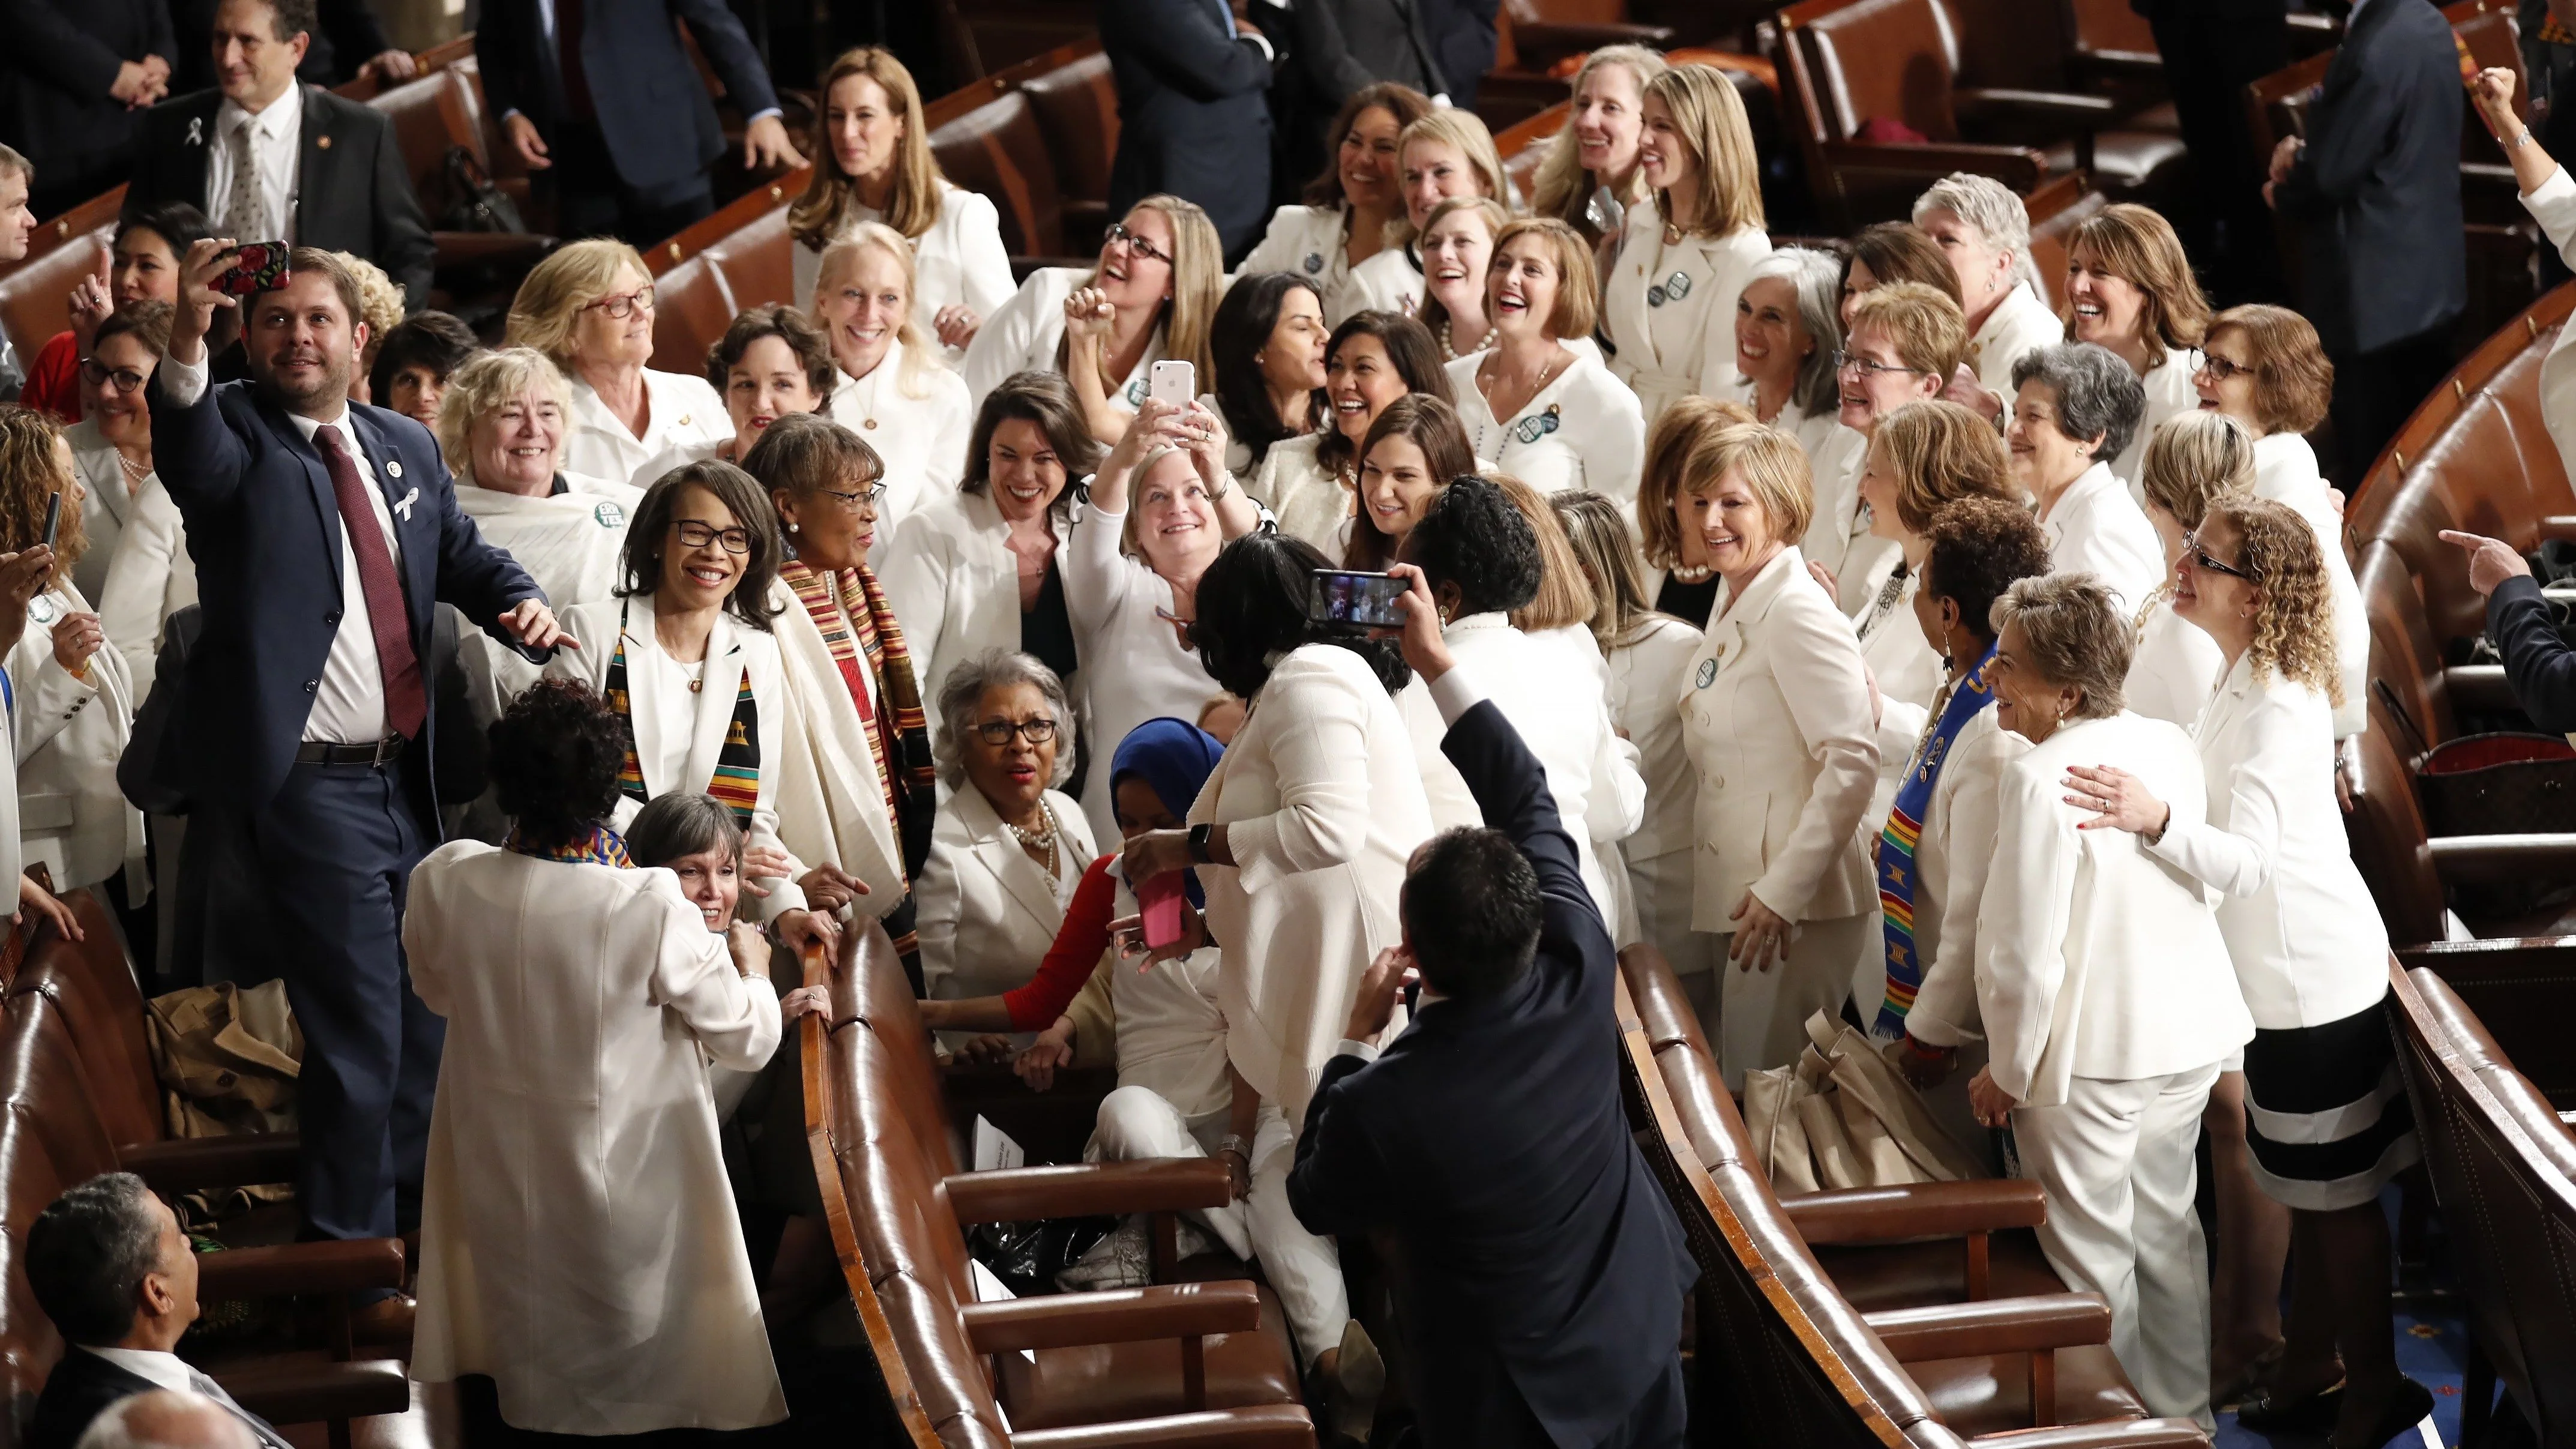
[1001,854,1121,1031]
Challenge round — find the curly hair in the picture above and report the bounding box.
[2201,497,2342,705]
[489,679,628,852]
[0,405,82,589]
[1412,475,1539,616]
[1921,496,2050,651]
[1990,573,2129,718]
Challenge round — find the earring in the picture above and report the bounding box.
[787,521,799,534]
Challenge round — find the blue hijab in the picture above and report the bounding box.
[1111,718,1226,906]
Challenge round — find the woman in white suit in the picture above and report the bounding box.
[1913,173,2061,409]
[2060,205,2209,498]
[508,241,733,488]
[915,652,1098,1040]
[1446,218,1646,507]
[2125,412,2242,731]
[812,224,975,560]
[787,48,1015,355]
[2063,499,2432,1445]
[1675,421,1879,1082]
[62,305,168,605]
[1238,84,1431,325]
[1344,109,1514,322]
[1604,64,1771,429]
[1969,572,2252,1430]
[1807,284,1962,617]
[2011,343,2161,612]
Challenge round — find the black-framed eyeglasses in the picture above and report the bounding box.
[2182,529,2257,582]
[975,717,1059,746]
[672,519,751,553]
[818,482,888,511]
[1106,222,1173,267]
[1833,349,1925,379]
[2190,348,2252,384]
[77,358,146,393]
[583,285,657,319]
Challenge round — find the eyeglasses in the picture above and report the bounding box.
[2190,349,2252,384]
[975,717,1059,746]
[1105,222,1173,268]
[78,358,146,393]
[818,482,888,511]
[2181,529,2257,582]
[1833,349,1925,379]
[582,286,657,319]
[672,519,751,553]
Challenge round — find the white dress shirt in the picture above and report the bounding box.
[207,84,304,243]
[2038,460,2163,614]
[561,370,732,489]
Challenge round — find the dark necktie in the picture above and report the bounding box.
[314,426,426,739]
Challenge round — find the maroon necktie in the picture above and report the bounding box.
[314,426,426,739]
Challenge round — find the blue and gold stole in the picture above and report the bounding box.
[1874,643,1999,1038]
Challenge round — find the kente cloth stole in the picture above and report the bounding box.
[604,605,762,827]
[1874,641,1999,1038]
[506,822,633,867]
[781,559,936,878]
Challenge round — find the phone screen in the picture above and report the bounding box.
[1311,570,1409,628]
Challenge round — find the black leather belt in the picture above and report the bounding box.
[294,735,408,767]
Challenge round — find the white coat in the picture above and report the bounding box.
[1889,706,2027,1049]
[1247,432,1353,553]
[1603,203,1771,427]
[766,576,909,919]
[1855,564,1946,828]
[64,420,140,606]
[407,843,785,1435]
[2250,430,2368,738]
[963,267,1169,415]
[562,370,733,489]
[2123,594,2225,732]
[1805,424,1903,616]
[2144,656,2391,1031]
[825,339,975,562]
[95,477,196,702]
[1191,643,1433,1125]
[1343,243,1424,320]
[452,475,643,729]
[792,179,1016,358]
[1976,711,2252,1107]
[2111,350,2200,501]
[1239,204,1380,324]
[1064,504,1223,846]
[1967,283,2063,407]
[1608,613,1705,864]
[1443,613,1643,909]
[877,489,1079,739]
[1444,349,1647,508]
[2039,461,2164,613]
[915,781,1095,1010]
[2518,166,2576,484]
[10,583,140,892]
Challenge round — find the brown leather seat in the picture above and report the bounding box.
[1019,48,1120,253]
[931,89,1071,262]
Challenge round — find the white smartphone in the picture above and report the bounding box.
[1148,359,1196,409]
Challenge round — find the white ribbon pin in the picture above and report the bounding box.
[393,486,418,522]
[186,116,203,146]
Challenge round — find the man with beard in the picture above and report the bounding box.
[145,240,564,1331]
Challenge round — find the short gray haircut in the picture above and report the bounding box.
[932,650,1077,790]
[76,1392,256,1449]
[1744,246,1844,415]
[625,792,745,870]
[2011,343,2146,462]
[1989,572,2129,719]
[1913,172,2043,297]
[26,1172,163,1347]
[437,347,571,486]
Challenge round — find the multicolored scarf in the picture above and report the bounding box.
[507,822,634,867]
[604,600,762,827]
[780,559,936,879]
[1875,642,1999,1038]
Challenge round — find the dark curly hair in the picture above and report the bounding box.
[369,310,480,405]
[1189,532,1410,700]
[705,302,837,399]
[489,679,629,852]
[1410,475,1539,617]
[1921,496,2051,652]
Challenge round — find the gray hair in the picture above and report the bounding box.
[1913,172,2043,297]
[1743,246,1844,415]
[625,792,746,870]
[437,346,573,487]
[76,1393,256,1449]
[932,650,1078,790]
[1990,572,2129,718]
[2011,343,2147,462]
[26,1173,163,1348]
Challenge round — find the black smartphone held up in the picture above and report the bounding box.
[40,490,61,550]
[1310,569,1409,628]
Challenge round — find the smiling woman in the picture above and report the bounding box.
[812,223,974,560]
[705,305,836,463]
[1531,46,1670,246]
[508,239,735,488]
[1239,84,1433,325]
[1445,217,1647,507]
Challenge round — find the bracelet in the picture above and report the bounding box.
[1217,1134,1251,1159]
[2512,128,2538,151]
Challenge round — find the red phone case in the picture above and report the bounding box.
[1139,871,1186,950]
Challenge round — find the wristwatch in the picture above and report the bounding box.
[1187,823,1215,865]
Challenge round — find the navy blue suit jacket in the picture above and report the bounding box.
[1103,0,1275,256]
[145,372,543,815]
[1287,690,1696,1448]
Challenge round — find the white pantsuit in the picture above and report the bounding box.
[1602,201,1771,427]
[1343,243,1424,320]
[1444,349,1647,510]
[792,179,1016,359]
[10,582,141,893]
[1804,425,1903,617]
[65,420,140,606]
[826,340,975,563]
[2123,596,2225,732]
[1678,547,1880,1084]
[766,577,909,920]
[452,475,642,731]
[562,370,733,490]
[1238,204,1378,324]
[963,267,1169,415]
[1441,615,1643,915]
[878,489,1078,740]
[914,782,1095,1025]
[1064,505,1223,847]
[2039,461,2164,614]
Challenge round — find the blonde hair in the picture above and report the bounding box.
[815,221,943,399]
[1642,64,1763,237]
[1695,420,1814,546]
[1875,400,2013,534]
[2065,203,2212,366]
[1552,489,1660,650]
[1413,195,1509,343]
[2139,409,2257,530]
[790,49,942,250]
[1639,394,1758,569]
[438,347,574,486]
[506,238,652,369]
[1396,110,1511,241]
[1119,445,1200,559]
[2203,496,2342,705]
[1491,216,1600,342]
[1847,281,1967,381]
[333,252,404,375]
[1531,46,1671,232]
[2207,305,2334,437]
[1487,472,1596,631]
[1067,195,1223,379]
[0,408,81,588]
[1991,572,2130,717]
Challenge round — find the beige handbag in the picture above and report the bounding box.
[1742,1010,1986,1191]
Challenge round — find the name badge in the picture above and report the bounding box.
[27,595,55,627]
[1303,252,1325,275]
[1124,377,1148,407]
[1509,405,1563,447]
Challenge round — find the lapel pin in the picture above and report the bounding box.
[317,134,332,149]
[386,459,403,478]
[185,116,204,146]
[394,486,419,522]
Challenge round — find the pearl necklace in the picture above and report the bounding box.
[1668,562,1715,583]
[1002,799,1063,879]
[1436,319,1493,363]
[116,452,149,487]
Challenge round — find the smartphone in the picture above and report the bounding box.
[1148,358,1196,410]
[40,491,61,550]
[214,242,292,298]
[1137,870,1187,951]
[1311,569,1409,628]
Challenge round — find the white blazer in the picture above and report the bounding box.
[406,843,784,1435]
[1805,424,1903,616]
[453,475,643,733]
[1855,564,1946,828]
[95,477,196,702]
[963,267,1169,415]
[1608,612,1706,861]
[826,339,974,563]
[64,419,140,606]
[1445,349,1647,509]
[1063,504,1222,846]
[1892,706,2027,1048]
[1602,203,1771,427]
[766,576,908,918]
[2251,430,2368,738]
[1678,546,1879,929]
[1248,432,1353,553]
[1976,711,2253,1106]
[877,489,1079,739]
[562,370,733,489]
[1239,204,1378,324]
[792,179,1016,356]
[10,582,140,892]
[1192,643,1433,1125]
[1443,613,1643,908]
[1344,243,1425,319]
[2144,656,2392,1031]
[1968,282,2063,407]
[2123,594,2225,732]
[2520,166,2576,486]
[915,780,1095,1009]
[2039,461,2164,613]
[2111,349,2200,501]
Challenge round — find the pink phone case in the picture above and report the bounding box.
[1139,871,1186,950]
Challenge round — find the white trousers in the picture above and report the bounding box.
[1091,1085,1347,1369]
[2011,1063,2222,1430]
[1714,912,1872,1091]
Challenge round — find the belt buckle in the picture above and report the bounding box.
[371,735,400,767]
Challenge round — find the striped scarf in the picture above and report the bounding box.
[1874,642,1999,1038]
[780,559,936,879]
[507,822,633,867]
[603,601,762,828]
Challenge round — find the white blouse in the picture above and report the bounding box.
[1344,243,1425,320]
[2251,430,2367,738]
[1248,431,1355,553]
[1062,504,1223,848]
[825,338,975,562]
[453,474,643,728]
[963,266,1170,415]
[1966,282,2063,406]
[95,477,196,702]
[1605,612,1705,863]
[792,179,1015,358]
[2124,593,2227,732]
[2111,349,2201,501]
[2039,460,2164,613]
[562,370,733,489]
[1602,202,1770,427]
[1238,204,1380,325]
[64,419,140,606]
[1443,349,1647,509]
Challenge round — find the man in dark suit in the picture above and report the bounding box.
[0,0,174,220]
[1103,0,1277,259]
[2268,0,2467,486]
[122,0,435,307]
[1415,0,1497,114]
[1287,567,1696,1448]
[26,1173,289,1449]
[478,0,805,246]
[147,241,562,1307]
